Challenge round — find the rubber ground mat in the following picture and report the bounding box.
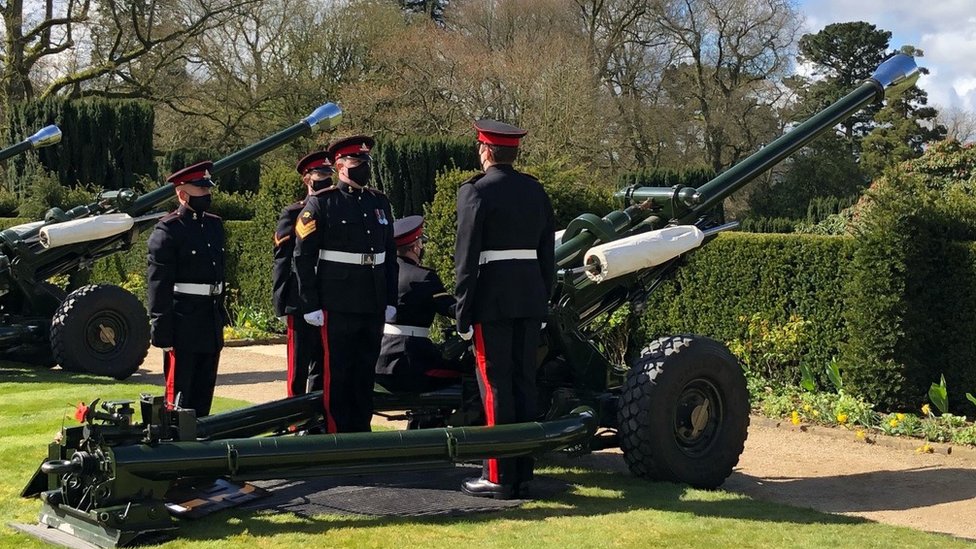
[244,465,568,518]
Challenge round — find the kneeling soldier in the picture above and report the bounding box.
[148,161,227,417]
[375,215,457,393]
[273,151,332,397]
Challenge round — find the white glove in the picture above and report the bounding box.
[304,310,325,327]
[541,322,547,330]
[160,347,173,352]
[458,326,474,341]
[385,305,397,323]
[277,316,287,323]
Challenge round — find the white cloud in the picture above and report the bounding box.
[799,0,976,111]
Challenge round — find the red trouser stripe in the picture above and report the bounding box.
[319,311,337,434]
[165,350,176,408]
[286,315,296,397]
[473,324,498,483]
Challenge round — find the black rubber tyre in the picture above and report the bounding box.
[618,334,750,489]
[50,284,150,380]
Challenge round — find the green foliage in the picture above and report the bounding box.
[738,217,797,234]
[929,374,949,415]
[826,359,844,393]
[728,313,810,386]
[860,84,947,178]
[17,167,98,219]
[6,98,156,193]
[747,136,868,220]
[373,135,479,217]
[0,185,20,217]
[643,232,856,387]
[162,148,261,194]
[210,191,257,221]
[253,162,306,228]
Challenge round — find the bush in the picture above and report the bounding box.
[738,217,798,234]
[162,148,261,194]
[210,191,256,221]
[373,135,479,217]
[6,97,156,193]
[16,165,98,219]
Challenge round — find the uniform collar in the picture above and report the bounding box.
[337,181,365,195]
[178,204,202,220]
[486,164,516,175]
[399,255,419,266]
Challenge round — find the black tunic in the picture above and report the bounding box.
[376,256,455,378]
[293,183,398,314]
[147,205,227,353]
[454,164,556,331]
[272,200,305,316]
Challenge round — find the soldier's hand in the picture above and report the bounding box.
[458,326,474,341]
[385,305,397,323]
[159,346,173,352]
[304,310,325,327]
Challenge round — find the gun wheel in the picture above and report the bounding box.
[618,334,749,489]
[51,284,150,380]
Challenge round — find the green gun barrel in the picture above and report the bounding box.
[0,125,61,162]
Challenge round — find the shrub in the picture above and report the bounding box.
[210,191,256,221]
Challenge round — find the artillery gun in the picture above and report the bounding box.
[19,55,920,548]
[0,103,342,378]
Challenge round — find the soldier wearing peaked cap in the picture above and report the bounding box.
[455,120,556,499]
[375,215,458,393]
[293,135,398,433]
[273,151,333,398]
[147,161,228,417]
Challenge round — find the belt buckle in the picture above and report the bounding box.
[210,284,221,296]
[361,253,375,266]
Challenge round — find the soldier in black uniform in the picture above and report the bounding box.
[273,151,332,397]
[147,161,227,417]
[375,215,457,392]
[455,120,555,499]
[293,135,397,433]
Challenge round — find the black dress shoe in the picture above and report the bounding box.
[461,477,516,500]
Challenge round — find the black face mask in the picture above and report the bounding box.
[310,178,332,192]
[346,163,371,186]
[187,194,212,213]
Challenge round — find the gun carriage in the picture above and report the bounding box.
[18,54,920,548]
[0,103,342,378]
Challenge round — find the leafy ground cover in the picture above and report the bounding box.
[1,365,970,548]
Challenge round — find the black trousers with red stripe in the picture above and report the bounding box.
[163,349,220,417]
[473,318,542,486]
[286,315,324,397]
[320,310,383,433]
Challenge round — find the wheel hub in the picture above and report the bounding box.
[85,310,127,358]
[673,377,724,457]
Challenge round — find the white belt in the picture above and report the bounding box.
[383,324,430,338]
[478,249,537,265]
[173,282,223,296]
[319,250,386,266]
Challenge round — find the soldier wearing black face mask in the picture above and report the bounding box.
[293,135,398,433]
[147,161,228,417]
[273,151,333,397]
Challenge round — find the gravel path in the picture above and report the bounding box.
[132,344,976,541]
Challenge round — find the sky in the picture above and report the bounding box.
[797,0,976,112]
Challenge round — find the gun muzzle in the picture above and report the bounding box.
[870,53,921,100]
[27,125,62,149]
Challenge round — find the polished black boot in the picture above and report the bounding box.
[461,476,516,500]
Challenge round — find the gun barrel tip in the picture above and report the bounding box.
[27,125,62,148]
[304,103,343,131]
[871,53,920,98]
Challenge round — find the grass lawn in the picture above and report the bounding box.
[0,364,970,549]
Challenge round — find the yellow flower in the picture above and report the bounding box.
[791,410,801,426]
[896,413,905,421]
[855,429,865,440]
[803,404,812,412]
[812,410,820,418]
[889,418,899,428]
[922,404,931,416]
[916,443,934,454]
[836,413,849,424]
